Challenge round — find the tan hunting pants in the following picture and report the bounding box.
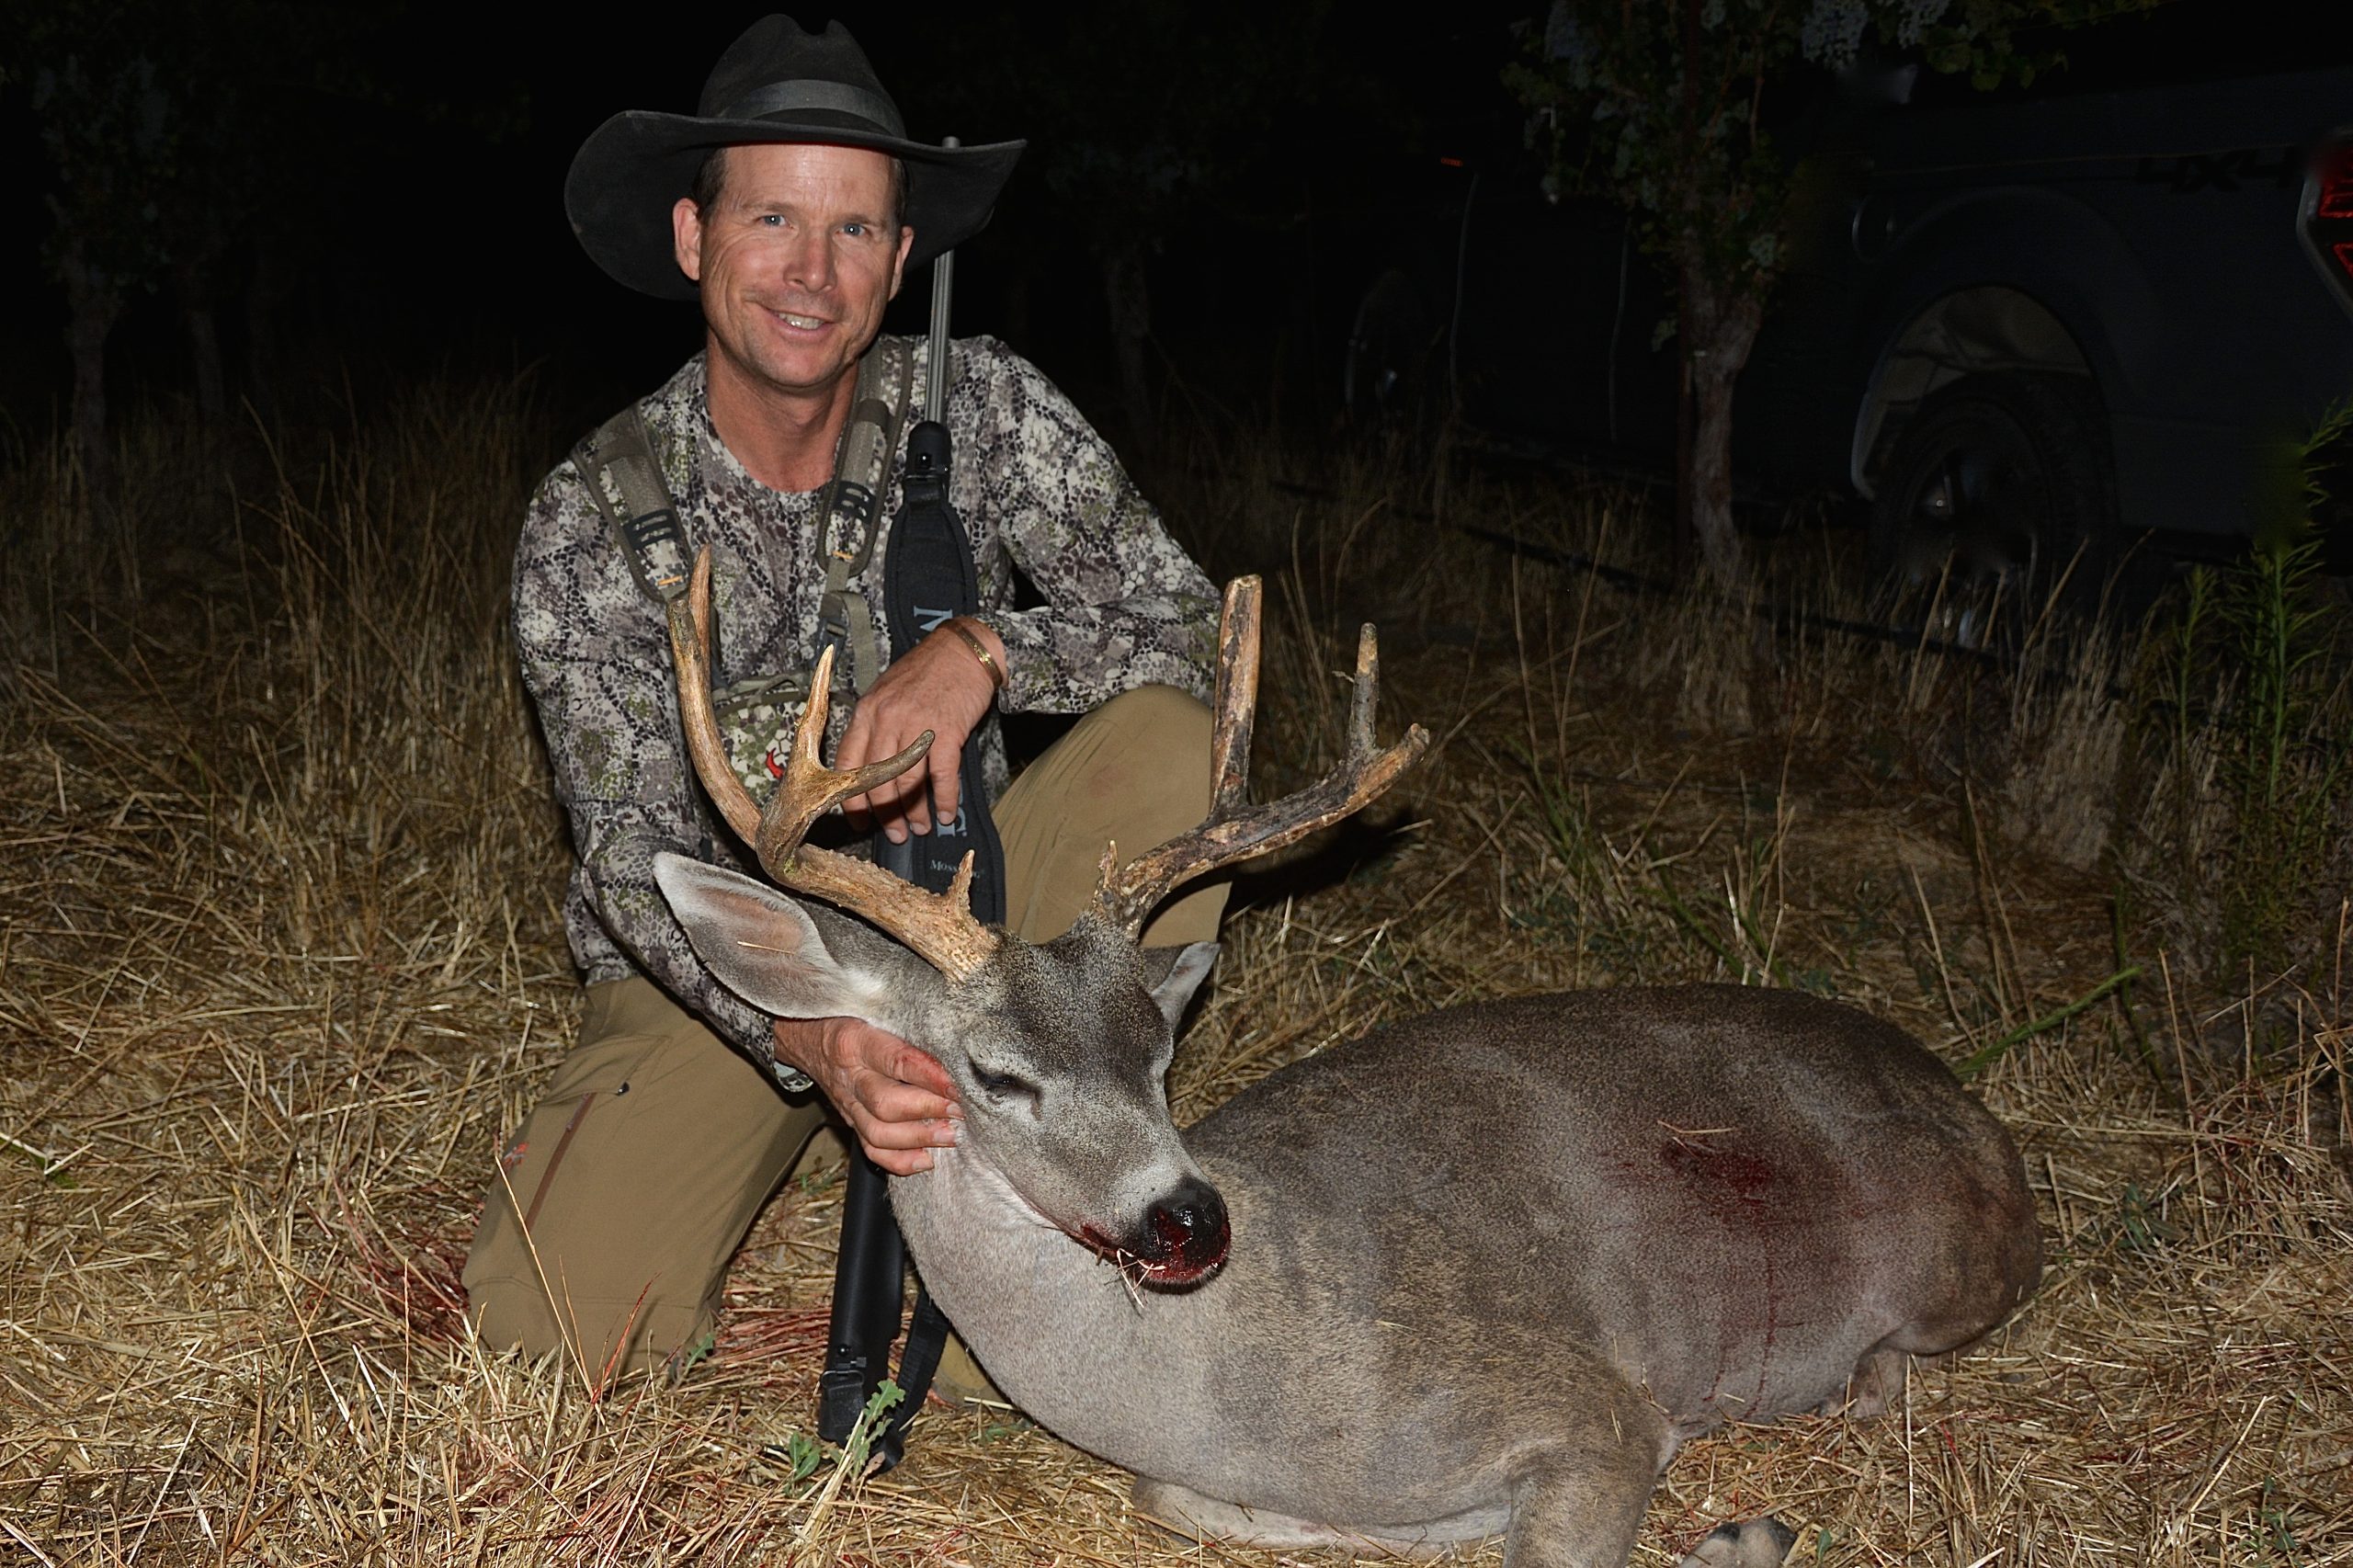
[463,686,1225,1379]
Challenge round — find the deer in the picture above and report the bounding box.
[652,552,2043,1568]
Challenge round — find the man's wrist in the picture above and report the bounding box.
[771,1016,828,1087]
[943,617,1007,695]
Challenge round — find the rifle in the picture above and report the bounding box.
[816,139,1002,1472]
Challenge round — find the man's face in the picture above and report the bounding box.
[672,142,915,403]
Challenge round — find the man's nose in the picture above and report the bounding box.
[783,229,835,292]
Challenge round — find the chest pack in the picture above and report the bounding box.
[570,340,915,805]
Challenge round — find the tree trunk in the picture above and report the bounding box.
[1676,256,1765,589]
[1100,240,1154,459]
[1672,288,1695,581]
[244,240,281,424]
[62,249,123,497]
[179,257,228,424]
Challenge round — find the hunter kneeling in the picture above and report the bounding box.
[464,16,1224,1391]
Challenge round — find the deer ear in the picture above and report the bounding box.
[1139,941,1219,1028]
[654,854,939,1028]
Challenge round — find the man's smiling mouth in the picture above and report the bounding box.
[769,310,831,331]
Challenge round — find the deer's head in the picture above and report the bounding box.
[654,556,1424,1288]
[657,862,1228,1281]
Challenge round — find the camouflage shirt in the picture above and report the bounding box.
[513,335,1218,1085]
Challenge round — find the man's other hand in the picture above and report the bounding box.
[835,619,1005,841]
[773,1016,961,1174]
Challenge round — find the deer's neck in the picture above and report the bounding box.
[889,1148,1211,1458]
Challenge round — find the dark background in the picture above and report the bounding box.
[8,0,2350,473]
[1,0,1544,457]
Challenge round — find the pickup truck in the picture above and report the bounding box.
[1345,56,2353,594]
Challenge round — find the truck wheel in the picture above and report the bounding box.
[1867,371,2115,641]
[1343,268,1435,433]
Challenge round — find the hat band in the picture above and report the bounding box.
[719,78,904,136]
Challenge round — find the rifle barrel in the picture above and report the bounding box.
[926,136,958,425]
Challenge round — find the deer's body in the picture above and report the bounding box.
[892,985,2039,1558]
[654,564,2042,1568]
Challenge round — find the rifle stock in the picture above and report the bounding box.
[818,1150,909,1460]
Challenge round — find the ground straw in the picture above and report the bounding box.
[3,388,2347,1564]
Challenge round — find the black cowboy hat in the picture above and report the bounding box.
[566,16,1025,301]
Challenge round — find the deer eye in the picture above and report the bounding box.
[971,1065,1039,1100]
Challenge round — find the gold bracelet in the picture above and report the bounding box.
[946,619,1006,693]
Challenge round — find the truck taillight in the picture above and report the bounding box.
[2305,132,2353,313]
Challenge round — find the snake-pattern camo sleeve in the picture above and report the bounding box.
[957,343,1219,712]
[510,463,807,1086]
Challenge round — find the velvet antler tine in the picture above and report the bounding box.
[665,551,764,846]
[663,547,997,982]
[1207,578,1261,818]
[750,642,933,873]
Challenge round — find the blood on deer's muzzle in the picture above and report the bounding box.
[1138,1176,1231,1286]
[1082,1176,1231,1285]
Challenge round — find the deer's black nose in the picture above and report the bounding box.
[1143,1177,1230,1278]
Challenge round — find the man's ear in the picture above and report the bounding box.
[654,854,941,1028]
[671,196,707,286]
[887,223,914,299]
[1138,942,1219,1029]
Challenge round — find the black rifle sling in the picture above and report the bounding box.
[875,416,1008,924]
[826,343,1010,1471]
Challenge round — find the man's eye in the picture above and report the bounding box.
[842,222,866,236]
[758,213,784,227]
[972,1066,1038,1099]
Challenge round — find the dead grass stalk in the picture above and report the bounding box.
[2,393,2347,1565]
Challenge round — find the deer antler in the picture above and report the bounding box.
[665,548,1000,982]
[1086,575,1429,938]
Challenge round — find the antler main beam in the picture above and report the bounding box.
[665,549,998,982]
[1086,576,1430,938]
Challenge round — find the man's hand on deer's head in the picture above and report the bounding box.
[772,1016,962,1174]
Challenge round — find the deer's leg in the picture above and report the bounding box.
[1134,1481,1370,1552]
[1501,1407,1672,1568]
[1835,1345,1909,1419]
[1134,1478,1505,1557]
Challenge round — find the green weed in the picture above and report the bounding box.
[2133,404,2353,985]
[758,1430,827,1484]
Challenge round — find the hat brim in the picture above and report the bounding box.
[567,110,1026,301]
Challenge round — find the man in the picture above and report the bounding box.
[465,16,1226,1381]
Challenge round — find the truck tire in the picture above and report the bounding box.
[1343,268,1435,434]
[1867,371,2117,637]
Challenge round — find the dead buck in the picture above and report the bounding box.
[654,554,2041,1568]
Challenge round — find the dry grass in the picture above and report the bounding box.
[3,393,2348,1566]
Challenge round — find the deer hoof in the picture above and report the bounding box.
[1677,1517,1797,1568]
